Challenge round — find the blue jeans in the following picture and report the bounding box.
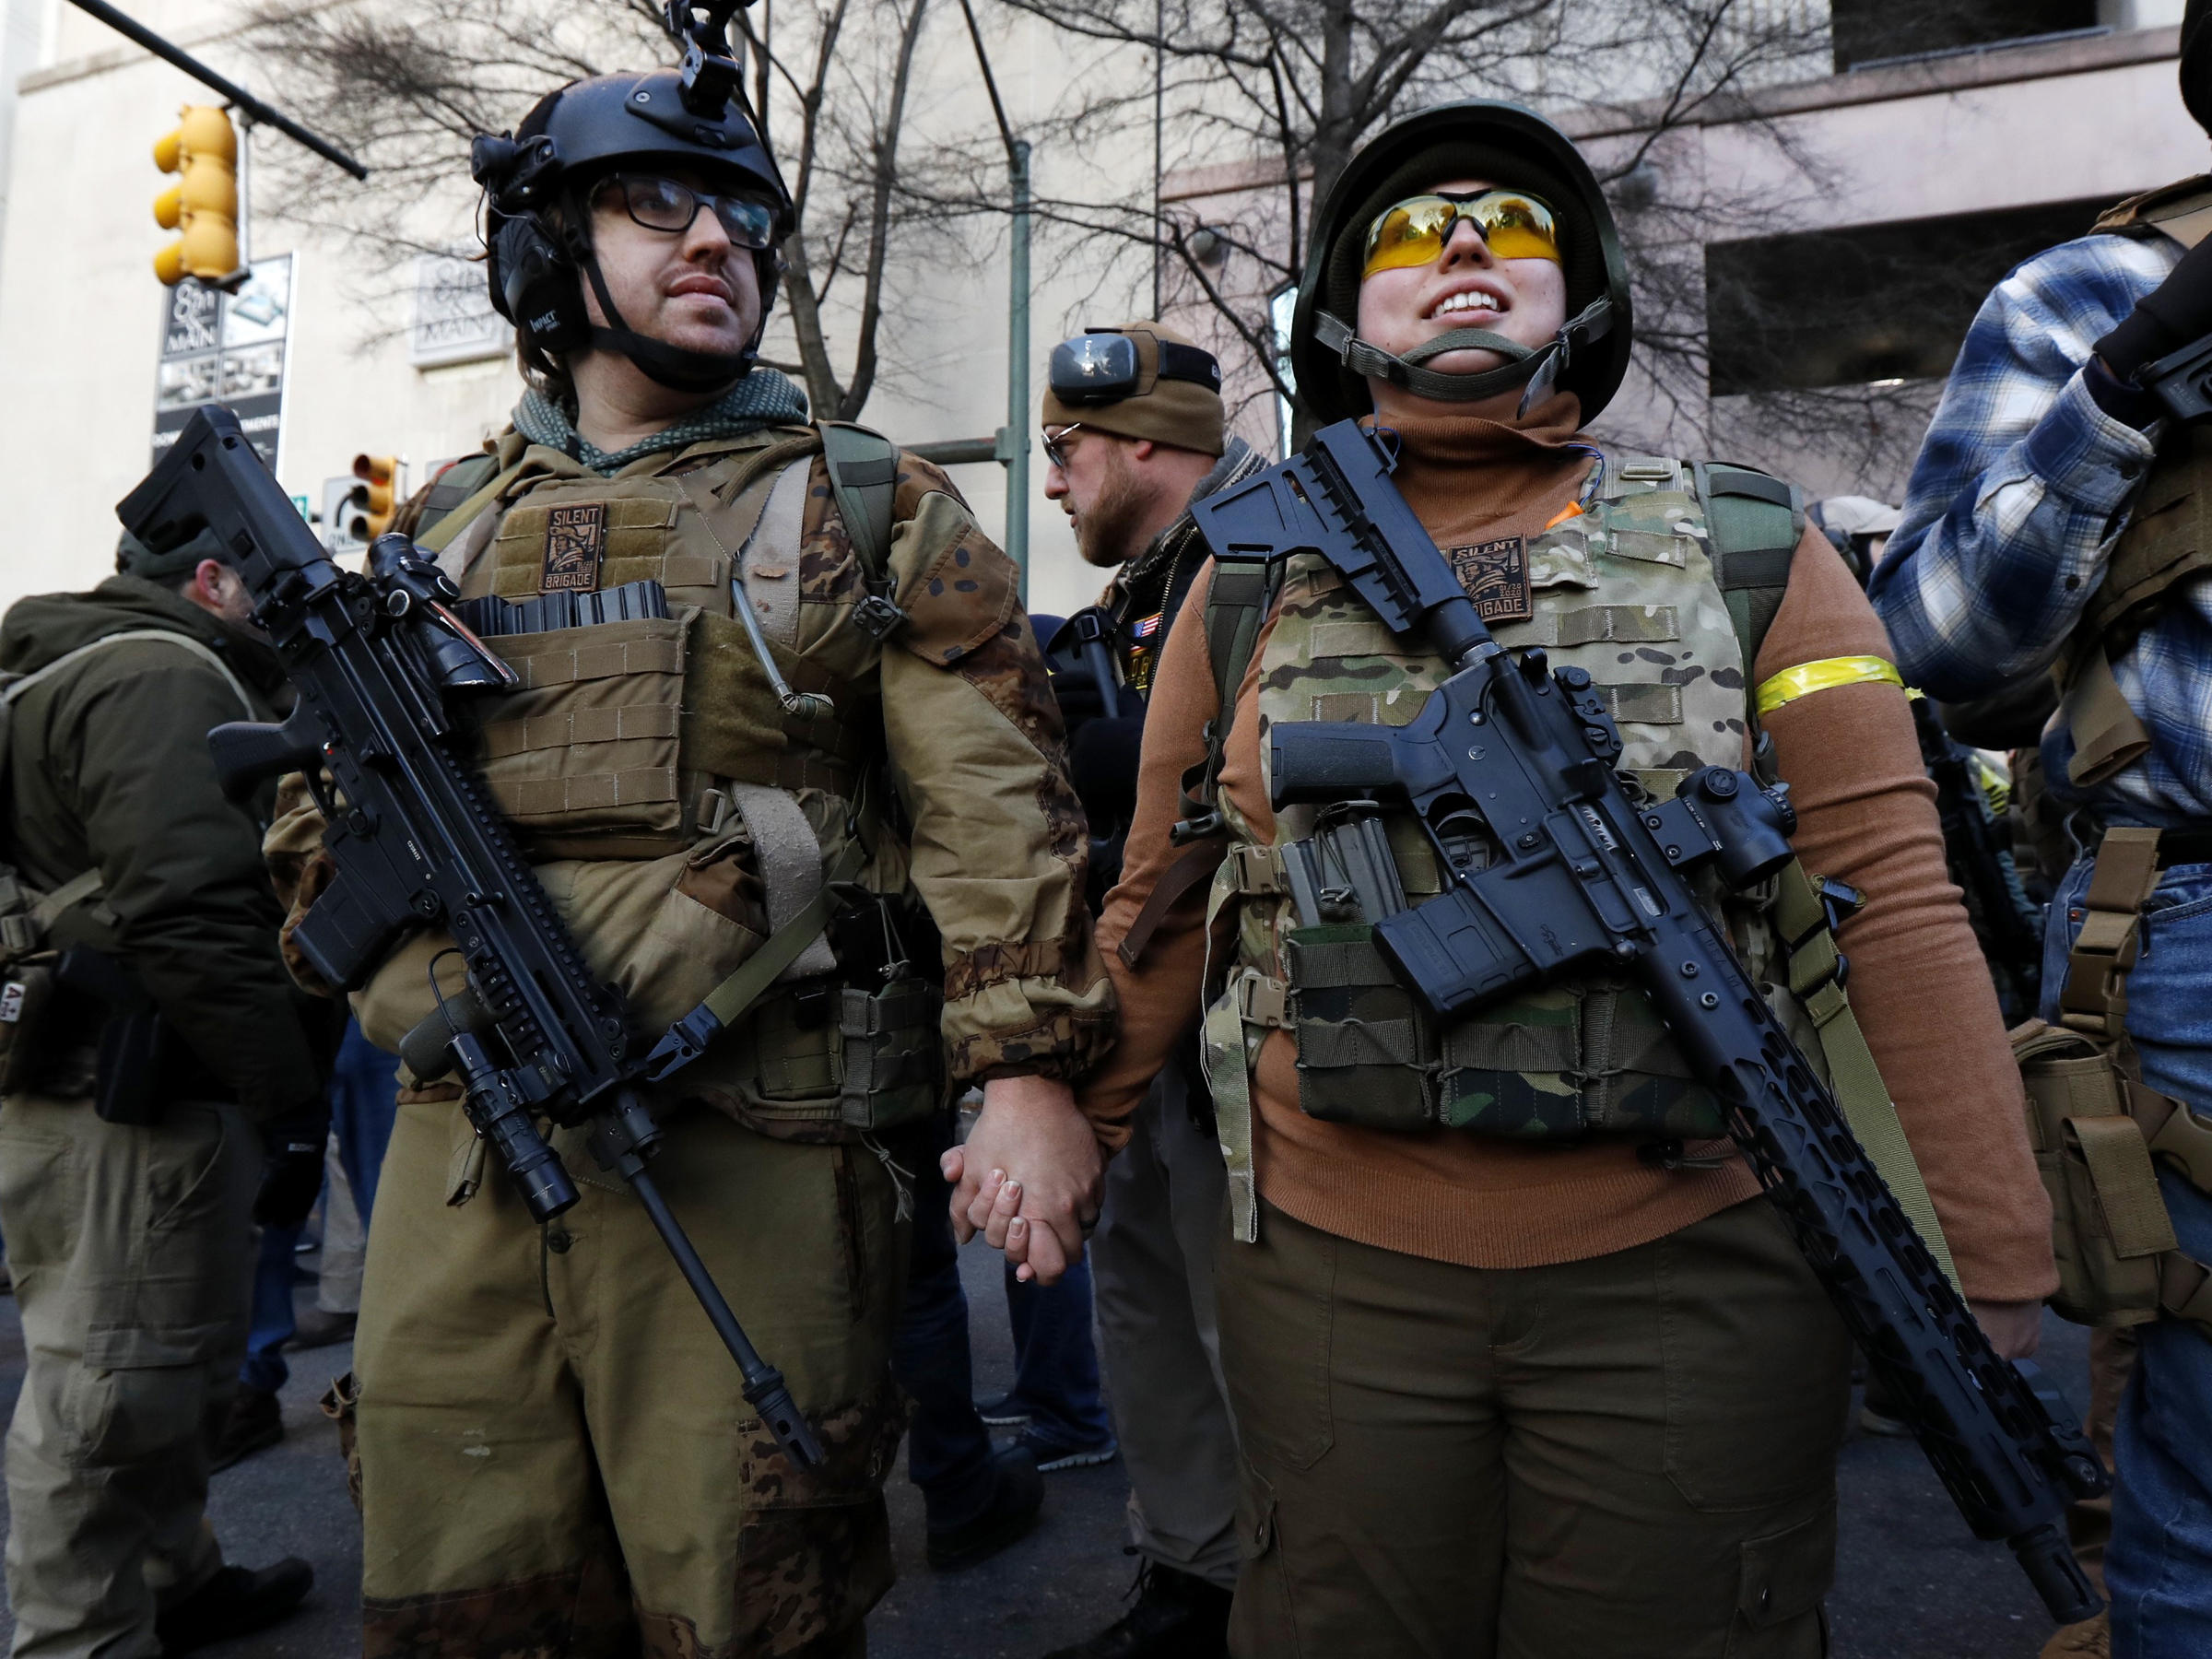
[2046,851,2212,1657]
[238,1022,397,1396]
[329,1021,399,1219]
[240,1216,305,1395]
[893,1123,997,1530]
[999,1254,1113,1451]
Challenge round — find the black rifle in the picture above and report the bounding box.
[1909,698,2045,1025]
[1193,419,2107,1625]
[117,405,824,1470]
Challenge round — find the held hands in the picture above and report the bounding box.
[942,1074,1102,1286]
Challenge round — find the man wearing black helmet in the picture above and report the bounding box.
[1032,101,2055,1653]
[301,48,1115,1658]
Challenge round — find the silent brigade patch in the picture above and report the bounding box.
[541,502,606,594]
[1448,536,1533,623]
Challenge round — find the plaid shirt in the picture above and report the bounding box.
[1865,229,2212,823]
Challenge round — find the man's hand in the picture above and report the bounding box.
[1970,1298,2043,1361]
[942,1075,1101,1286]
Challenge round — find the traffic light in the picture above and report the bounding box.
[349,454,401,540]
[152,106,240,287]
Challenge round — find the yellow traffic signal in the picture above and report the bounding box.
[351,454,399,539]
[152,105,239,286]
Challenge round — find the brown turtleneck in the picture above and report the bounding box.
[1077,400,2056,1303]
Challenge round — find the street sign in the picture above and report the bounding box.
[152,252,293,469]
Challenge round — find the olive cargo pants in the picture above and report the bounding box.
[1092,1064,1240,1588]
[1217,1196,1851,1658]
[0,1092,260,1659]
[357,1099,906,1658]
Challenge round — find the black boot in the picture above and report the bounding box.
[208,1387,282,1473]
[157,1559,313,1654]
[1043,1561,1232,1659]
[926,1442,1045,1571]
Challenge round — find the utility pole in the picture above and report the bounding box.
[954,0,1032,600]
[1152,0,1163,316]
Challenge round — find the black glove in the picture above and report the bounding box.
[1049,664,1109,734]
[254,1104,329,1230]
[2096,234,2212,383]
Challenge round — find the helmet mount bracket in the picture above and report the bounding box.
[666,0,755,120]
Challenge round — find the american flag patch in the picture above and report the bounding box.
[1132,611,1163,640]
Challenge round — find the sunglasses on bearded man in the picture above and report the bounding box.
[1361,190,1560,279]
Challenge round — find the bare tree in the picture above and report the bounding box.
[239,0,949,419]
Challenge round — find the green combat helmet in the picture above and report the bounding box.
[1291,100,1635,424]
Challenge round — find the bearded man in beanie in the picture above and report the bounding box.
[1869,14,2212,1655]
[0,531,329,1656]
[955,100,2058,1655]
[1025,323,1265,1658]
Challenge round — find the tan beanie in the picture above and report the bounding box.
[1041,321,1225,457]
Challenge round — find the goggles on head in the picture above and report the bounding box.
[592,172,779,251]
[1360,190,1560,279]
[1048,330,1222,406]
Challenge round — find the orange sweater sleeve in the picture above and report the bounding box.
[1756,529,2056,1304]
[1079,561,1230,1150]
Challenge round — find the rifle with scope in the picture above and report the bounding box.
[116,404,824,1472]
[1191,418,2109,1626]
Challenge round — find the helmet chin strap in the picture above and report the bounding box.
[1316,297,1614,417]
[578,249,759,394]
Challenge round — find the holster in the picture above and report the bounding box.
[52,949,186,1126]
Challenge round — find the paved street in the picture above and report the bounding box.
[0,1237,2091,1658]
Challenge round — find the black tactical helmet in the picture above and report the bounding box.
[1291,100,1634,425]
[472,66,795,394]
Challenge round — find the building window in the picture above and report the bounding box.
[1705,194,2119,396]
[1830,0,2098,71]
[411,252,511,369]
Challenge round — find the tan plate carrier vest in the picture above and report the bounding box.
[1144,451,1959,1272]
[2007,176,2212,1336]
[357,421,944,1145]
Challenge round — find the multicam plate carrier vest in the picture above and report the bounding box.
[1181,451,1962,1268]
[358,420,952,1143]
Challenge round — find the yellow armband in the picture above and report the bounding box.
[1754,654,1904,717]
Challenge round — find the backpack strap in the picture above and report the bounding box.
[817,421,904,639]
[1771,859,1962,1299]
[1692,460,1805,674]
[1119,553,1284,970]
[415,454,533,557]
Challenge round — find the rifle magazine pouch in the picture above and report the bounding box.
[2015,1018,2174,1325]
[837,976,945,1133]
[0,958,53,1094]
[478,617,688,858]
[1284,925,1434,1130]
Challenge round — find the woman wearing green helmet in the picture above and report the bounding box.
[1068,100,2056,1655]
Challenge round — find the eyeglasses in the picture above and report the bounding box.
[594,173,779,250]
[1042,423,1088,470]
[1361,190,1559,279]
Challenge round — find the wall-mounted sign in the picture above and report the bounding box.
[153,253,294,470]
[411,251,510,368]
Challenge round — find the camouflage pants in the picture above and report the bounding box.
[0,1093,259,1659]
[356,1099,907,1658]
[1218,1196,1850,1658]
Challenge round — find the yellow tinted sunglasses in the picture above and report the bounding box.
[1361,191,1560,278]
